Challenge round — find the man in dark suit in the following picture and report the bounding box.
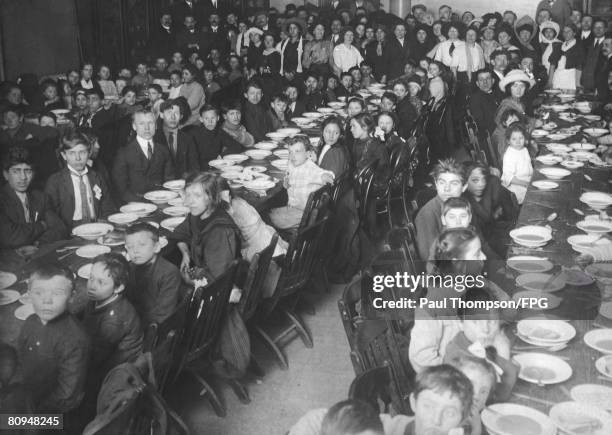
[582,18,608,92]
[284,84,305,119]
[171,0,205,29]
[175,14,207,56]
[201,0,225,21]
[469,69,504,167]
[112,110,175,204]
[579,14,594,50]
[384,22,413,81]
[203,12,229,54]
[329,18,342,46]
[80,89,122,168]
[154,99,199,177]
[1,146,66,249]
[595,34,612,102]
[147,11,175,60]
[45,132,115,229]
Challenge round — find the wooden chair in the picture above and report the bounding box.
[380,141,414,229]
[337,274,365,373]
[172,263,238,417]
[280,184,331,242]
[385,227,422,276]
[253,218,329,370]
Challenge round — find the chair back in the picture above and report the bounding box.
[176,263,238,372]
[240,234,279,322]
[385,227,422,275]
[297,184,332,229]
[330,171,352,209]
[354,159,378,236]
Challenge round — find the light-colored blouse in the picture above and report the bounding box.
[333,43,363,73]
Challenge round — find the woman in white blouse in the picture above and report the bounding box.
[332,28,363,76]
[450,28,485,84]
[432,23,464,68]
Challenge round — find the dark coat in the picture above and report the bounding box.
[111,138,175,204]
[595,55,612,102]
[190,125,244,167]
[0,184,66,248]
[582,39,605,90]
[319,143,350,178]
[469,88,503,136]
[286,100,306,119]
[384,37,413,80]
[147,25,175,59]
[45,167,115,228]
[243,101,273,142]
[154,128,199,177]
[396,97,418,139]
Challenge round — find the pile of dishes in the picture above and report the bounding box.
[509,225,552,247]
[516,318,576,349]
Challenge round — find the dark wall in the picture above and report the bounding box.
[0,0,80,80]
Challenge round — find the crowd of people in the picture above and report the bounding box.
[1,0,612,434]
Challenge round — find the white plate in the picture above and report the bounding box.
[120,202,157,217]
[244,165,267,173]
[144,190,178,204]
[507,256,554,273]
[291,117,310,124]
[539,167,571,180]
[244,149,272,160]
[536,155,562,165]
[0,271,17,289]
[513,291,562,310]
[254,141,278,150]
[482,403,556,435]
[317,107,335,114]
[209,158,235,169]
[531,129,549,138]
[514,353,572,384]
[567,234,612,253]
[570,142,596,151]
[583,128,608,137]
[561,268,595,286]
[243,179,276,191]
[163,179,185,191]
[14,304,34,321]
[302,112,322,119]
[160,217,185,232]
[72,223,114,240]
[576,219,612,235]
[273,149,289,158]
[532,180,559,190]
[571,384,612,413]
[596,355,612,378]
[77,263,93,279]
[583,115,601,121]
[517,319,576,343]
[107,212,138,225]
[220,171,242,180]
[277,127,301,136]
[51,108,70,117]
[327,102,346,109]
[546,143,573,153]
[580,192,612,210]
[162,206,190,217]
[547,133,572,141]
[220,165,244,173]
[570,151,596,161]
[561,160,584,169]
[266,132,288,140]
[585,329,612,354]
[223,154,249,163]
[97,231,125,246]
[76,244,111,259]
[168,197,185,206]
[0,290,20,306]
[549,401,612,435]
[509,226,552,248]
[515,273,566,292]
[271,159,289,170]
[545,89,562,94]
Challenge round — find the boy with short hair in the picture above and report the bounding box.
[243,80,273,142]
[285,84,305,118]
[125,222,182,325]
[38,111,57,128]
[335,72,353,98]
[269,136,334,230]
[45,131,115,229]
[146,83,164,119]
[267,92,291,130]
[83,252,143,375]
[415,159,466,260]
[17,263,90,413]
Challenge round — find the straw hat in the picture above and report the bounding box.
[499,69,536,91]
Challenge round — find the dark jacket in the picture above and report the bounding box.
[147,25,175,59]
[469,88,503,136]
[595,55,612,102]
[384,37,413,80]
[0,184,66,248]
[190,125,244,167]
[549,41,586,70]
[582,39,605,90]
[171,207,240,281]
[319,143,350,178]
[243,101,273,142]
[154,128,199,177]
[128,256,182,326]
[286,100,306,119]
[45,167,115,228]
[396,97,418,138]
[17,313,90,413]
[365,39,389,80]
[112,138,175,204]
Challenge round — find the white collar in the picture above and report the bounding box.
[14,190,27,202]
[136,136,152,149]
[67,165,88,177]
[582,30,591,36]
[562,39,576,50]
[162,24,170,30]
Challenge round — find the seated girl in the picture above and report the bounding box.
[350,113,390,190]
[501,124,532,205]
[316,116,350,178]
[220,99,255,149]
[374,111,406,155]
[491,108,522,167]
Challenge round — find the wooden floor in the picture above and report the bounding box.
[167,282,354,435]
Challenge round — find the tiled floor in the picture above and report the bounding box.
[168,283,354,435]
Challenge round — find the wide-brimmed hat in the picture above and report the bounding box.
[499,69,536,91]
[539,20,560,38]
[282,17,307,34]
[245,27,264,40]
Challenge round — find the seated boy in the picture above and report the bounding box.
[45,131,115,229]
[17,263,90,413]
[146,83,164,119]
[242,80,273,142]
[269,136,334,230]
[0,146,67,250]
[289,365,472,435]
[267,92,292,131]
[83,252,143,376]
[335,72,353,99]
[415,159,466,260]
[125,223,182,325]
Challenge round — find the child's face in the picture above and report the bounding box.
[87,262,123,301]
[350,119,368,139]
[62,143,90,172]
[463,317,500,346]
[408,83,420,97]
[172,52,183,64]
[435,173,465,202]
[327,77,338,89]
[124,91,137,106]
[39,115,56,128]
[411,389,464,435]
[29,275,72,324]
[148,88,161,102]
[350,69,362,84]
[184,183,211,216]
[75,93,88,110]
[304,76,318,93]
[467,169,487,197]
[88,94,102,112]
[137,64,148,75]
[99,66,111,80]
[377,114,394,134]
[442,208,471,229]
[393,84,408,99]
[380,97,395,112]
[125,231,160,265]
[285,87,298,102]
[348,101,363,117]
[461,365,493,413]
[200,110,219,130]
[323,123,341,145]
[271,99,287,115]
[224,109,241,126]
[288,142,308,167]
[116,79,127,95]
[43,85,57,100]
[508,131,525,150]
[341,76,352,89]
[170,74,181,88]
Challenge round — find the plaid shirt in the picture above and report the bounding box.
[287,159,332,210]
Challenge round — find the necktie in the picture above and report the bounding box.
[147,142,153,160]
[79,175,92,223]
[168,132,176,157]
[376,42,383,56]
[449,42,455,56]
[23,196,30,223]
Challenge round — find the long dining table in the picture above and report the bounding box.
[496,99,612,416]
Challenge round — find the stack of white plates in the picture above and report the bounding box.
[517,318,576,348]
[72,223,114,240]
[509,226,552,247]
[144,190,178,204]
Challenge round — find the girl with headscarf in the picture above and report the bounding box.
[538,21,562,79]
[549,23,585,90]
